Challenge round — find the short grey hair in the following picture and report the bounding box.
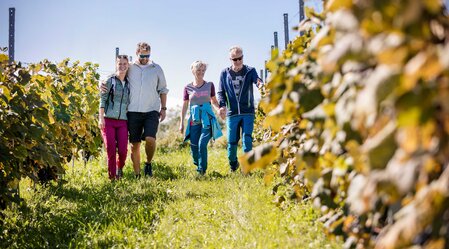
[229,46,243,54]
[190,60,208,72]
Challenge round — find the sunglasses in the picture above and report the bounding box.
[231,56,243,61]
[117,55,128,59]
[139,54,150,59]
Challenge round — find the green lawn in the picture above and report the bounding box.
[1,147,342,248]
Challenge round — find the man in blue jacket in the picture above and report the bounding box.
[217,46,262,172]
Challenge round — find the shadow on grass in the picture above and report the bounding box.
[153,161,187,181]
[0,179,172,248]
[207,170,227,179]
[184,190,213,199]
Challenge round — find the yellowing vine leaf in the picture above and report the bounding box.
[240,143,278,174]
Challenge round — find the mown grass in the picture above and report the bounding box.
[1,147,342,248]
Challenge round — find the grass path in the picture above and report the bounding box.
[1,147,342,248]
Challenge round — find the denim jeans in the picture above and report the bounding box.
[226,114,255,170]
[189,124,212,174]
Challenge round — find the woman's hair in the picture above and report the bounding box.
[116,55,129,61]
[136,42,151,53]
[190,60,207,72]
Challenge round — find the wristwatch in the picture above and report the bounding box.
[161,107,167,111]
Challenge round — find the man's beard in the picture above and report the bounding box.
[139,59,149,65]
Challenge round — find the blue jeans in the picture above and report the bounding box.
[227,114,255,171]
[189,124,212,174]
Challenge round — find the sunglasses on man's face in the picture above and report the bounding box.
[231,56,243,61]
[139,54,150,59]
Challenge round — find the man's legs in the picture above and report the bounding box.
[241,115,255,153]
[127,112,144,177]
[130,142,141,175]
[227,116,241,171]
[145,136,156,164]
[142,111,160,177]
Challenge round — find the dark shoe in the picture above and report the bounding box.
[117,168,123,179]
[230,161,239,172]
[144,162,153,177]
[195,171,205,180]
[135,173,141,179]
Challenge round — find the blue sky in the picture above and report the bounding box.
[0,0,321,108]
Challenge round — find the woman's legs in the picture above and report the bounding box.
[102,118,117,180]
[116,120,128,178]
[189,124,201,170]
[198,127,212,174]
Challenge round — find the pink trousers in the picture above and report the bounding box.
[101,118,128,179]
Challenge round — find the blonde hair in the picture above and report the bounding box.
[116,55,129,61]
[136,42,151,53]
[229,46,243,54]
[190,60,208,72]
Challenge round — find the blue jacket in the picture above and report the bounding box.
[217,65,261,117]
[184,103,223,142]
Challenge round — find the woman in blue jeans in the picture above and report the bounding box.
[179,60,222,175]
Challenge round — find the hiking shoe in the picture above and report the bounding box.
[117,168,123,179]
[144,162,153,177]
[195,171,205,180]
[230,161,239,172]
[135,173,141,179]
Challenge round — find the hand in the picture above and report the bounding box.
[256,78,263,89]
[99,81,108,93]
[159,109,166,122]
[98,116,105,129]
[179,123,184,133]
[219,107,226,120]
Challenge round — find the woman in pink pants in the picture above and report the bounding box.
[99,55,130,181]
